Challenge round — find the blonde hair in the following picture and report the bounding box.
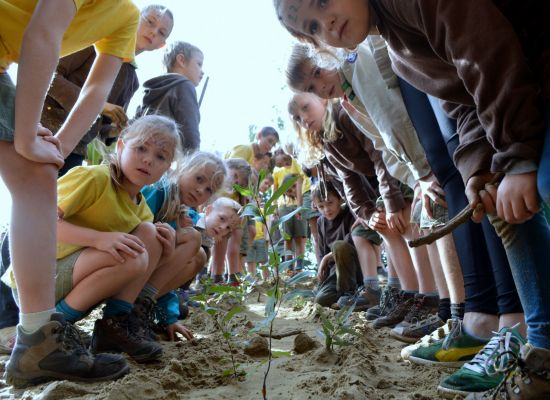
[287,94,342,167]
[154,151,227,223]
[211,196,242,214]
[286,43,343,92]
[107,115,181,190]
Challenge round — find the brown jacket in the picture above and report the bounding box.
[323,104,405,219]
[370,0,549,182]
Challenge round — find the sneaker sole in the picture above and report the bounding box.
[390,330,424,344]
[437,385,479,398]
[407,354,467,368]
[5,363,130,388]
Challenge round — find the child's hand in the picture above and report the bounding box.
[386,208,409,235]
[155,223,176,258]
[102,103,128,128]
[496,172,540,224]
[465,172,498,223]
[178,213,193,228]
[14,126,64,168]
[166,322,194,341]
[368,209,387,232]
[95,232,145,263]
[417,173,447,217]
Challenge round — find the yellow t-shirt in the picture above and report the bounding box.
[0,0,139,70]
[225,144,254,165]
[56,164,153,259]
[272,158,310,206]
[254,220,266,241]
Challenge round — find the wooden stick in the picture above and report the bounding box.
[409,174,503,248]
[258,329,303,339]
[408,204,483,247]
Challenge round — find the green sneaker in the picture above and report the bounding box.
[437,326,525,398]
[401,318,453,361]
[408,318,488,367]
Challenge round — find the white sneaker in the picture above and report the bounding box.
[401,318,453,360]
[0,325,16,354]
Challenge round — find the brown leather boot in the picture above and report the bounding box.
[466,344,550,399]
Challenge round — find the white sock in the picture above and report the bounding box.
[19,308,56,334]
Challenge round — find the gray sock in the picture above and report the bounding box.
[387,277,401,289]
[138,283,159,301]
[363,276,379,290]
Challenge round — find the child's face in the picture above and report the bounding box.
[181,51,205,87]
[297,65,343,99]
[314,192,341,221]
[118,138,172,189]
[257,134,278,153]
[230,168,249,188]
[205,206,238,239]
[276,0,371,49]
[136,10,173,53]
[252,155,271,172]
[286,183,298,198]
[289,93,327,132]
[178,165,216,207]
[259,178,273,193]
[274,155,292,168]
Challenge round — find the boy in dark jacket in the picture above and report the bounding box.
[136,41,204,152]
[313,180,381,311]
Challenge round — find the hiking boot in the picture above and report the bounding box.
[391,314,445,343]
[365,286,398,321]
[372,290,415,329]
[131,297,159,341]
[90,314,162,363]
[0,325,16,355]
[4,313,129,387]
[438,326,525,398]
[408,318,487,367]
[401,318,454,360]
[400,294,439,327]
[334,287,381,312]
[465,344,550,400]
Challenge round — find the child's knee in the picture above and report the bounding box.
[120,251,149,278]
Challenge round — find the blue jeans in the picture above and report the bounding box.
[398,77,522,315]
[490,214,550,348]
[538,102,550,207]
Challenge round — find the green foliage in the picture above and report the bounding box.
[316,305,360,352]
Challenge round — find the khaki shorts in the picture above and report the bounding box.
[351,224,383,246]
[246,240,268,263]
[279,205,307,239]
[54,250,83,303]
[0,74,15,142]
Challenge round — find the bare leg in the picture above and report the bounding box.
[434,234,464,303]
[379,231,418,291]
[351,235,378,279]
[0,142,57,313]
[227,228,243,275]
[210,235,228,277]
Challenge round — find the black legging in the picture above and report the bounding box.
[398,78,522,315]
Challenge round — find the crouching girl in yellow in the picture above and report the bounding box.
[54,115,180,362]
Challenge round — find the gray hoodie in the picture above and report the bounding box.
[136,73,200,151]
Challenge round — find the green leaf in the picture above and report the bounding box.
[223,331,231,339]
[283,289,315,301]
[285,270,316,286]
[265,175,298,213]
[223,306,243,324]
[240,203,261,219]
[277,259,295,273]
[340,327,360,336]
[272,350,291,358]
[233,183,253,197]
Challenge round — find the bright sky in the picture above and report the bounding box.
[0,0,298,226]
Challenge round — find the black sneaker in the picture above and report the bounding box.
[91,314,162,363]
[5,313,129,387]
[334,287,381,311]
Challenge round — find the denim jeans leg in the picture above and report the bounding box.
[538,102,550,207]
[489,213,550,348]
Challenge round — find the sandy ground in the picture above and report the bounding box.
[0,282,456,400]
